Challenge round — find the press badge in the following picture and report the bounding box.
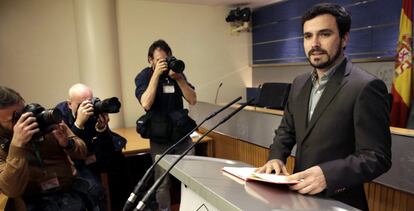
[163,85,175,93]
[40,172,60,191]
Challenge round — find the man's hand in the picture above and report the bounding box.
[75,100,94,129]
[154,59,168,77]
[11,112,39,147]
[255,159,289,175]
[287,166,327,195]
[169,71,184,81]
[95,113,109,131]
[52,122,70,148]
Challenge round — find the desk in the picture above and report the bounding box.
[112,127,213,156]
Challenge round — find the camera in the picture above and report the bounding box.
[165,56,185,73]
[90,97,121,115]
[22,103,63,137]
[226,7,251,22]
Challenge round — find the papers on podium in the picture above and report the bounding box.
[222,167,299,185]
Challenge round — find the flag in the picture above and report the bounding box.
[391,0,412,128]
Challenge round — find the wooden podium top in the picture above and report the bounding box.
[112,127,212,156]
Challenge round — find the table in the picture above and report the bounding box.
[112,127,213,156]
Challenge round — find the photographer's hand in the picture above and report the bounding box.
[140,57,167,111]
[154,59,168,77]
[75,100,94,129]
[52,122,70,148]
[169,71,184,81]
[11,112,39,147]
[95,113,109,132]
[172,71,197,105]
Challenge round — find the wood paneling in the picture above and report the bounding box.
[202,128,414,211]
[199,128,269,166]
[363,182,414,211]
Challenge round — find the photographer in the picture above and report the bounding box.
[0,86,93,210]
[55,83,127,210]
[135,39,197,211]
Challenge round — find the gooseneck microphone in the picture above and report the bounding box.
[254,84,263,111]
[134,98,254,211]
[214,82,223,104]
[122,96,242,211]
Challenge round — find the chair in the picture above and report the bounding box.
[256,83,291,110]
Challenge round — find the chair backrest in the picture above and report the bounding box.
[257,83,291,110]
[246,87,261,106]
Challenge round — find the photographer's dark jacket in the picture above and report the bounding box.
[135,67,195,144]
[0,134,86,210]
[135,67,194,113]
[55,102,124,172]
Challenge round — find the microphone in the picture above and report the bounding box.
[214,82,223,104]
[254,84,262,111]
[122,96,242,211]
[134,98,254,211]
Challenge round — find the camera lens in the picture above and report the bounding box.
[166,56,185,73]
[22,103,63,138]
[92,97,121,115]
[38,109,63,126]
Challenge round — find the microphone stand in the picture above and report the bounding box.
[122,96,242,211]
[134,98,254,211]
[254,84,262,111]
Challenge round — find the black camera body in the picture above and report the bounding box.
[23,103,63,137]
[165,56,185,73]
[226,7,251,22]
[90,97,121,115]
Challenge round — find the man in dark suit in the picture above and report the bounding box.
[257,3,391,210]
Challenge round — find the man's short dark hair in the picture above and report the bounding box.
[147,39,172,63]
[302,3,351,38]
[0,86,24,109]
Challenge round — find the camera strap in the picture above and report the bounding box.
[30,137,62,191]
[31,140,44,169]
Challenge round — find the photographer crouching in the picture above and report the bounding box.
[0,86,101,210]
[55,83,127,210]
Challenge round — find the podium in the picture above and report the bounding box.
[157,155,359,211]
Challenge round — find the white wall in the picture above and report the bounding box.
[117,0,252,127]
[0,0,80,107]
[0,0,252,127]
[0,0,397,129]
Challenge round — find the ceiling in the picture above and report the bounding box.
[140,0,285,9]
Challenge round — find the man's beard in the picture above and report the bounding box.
[307,44,342,70]
[0,124,13,141]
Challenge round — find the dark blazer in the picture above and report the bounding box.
[269,59,392,210]
[55,101,123,172]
